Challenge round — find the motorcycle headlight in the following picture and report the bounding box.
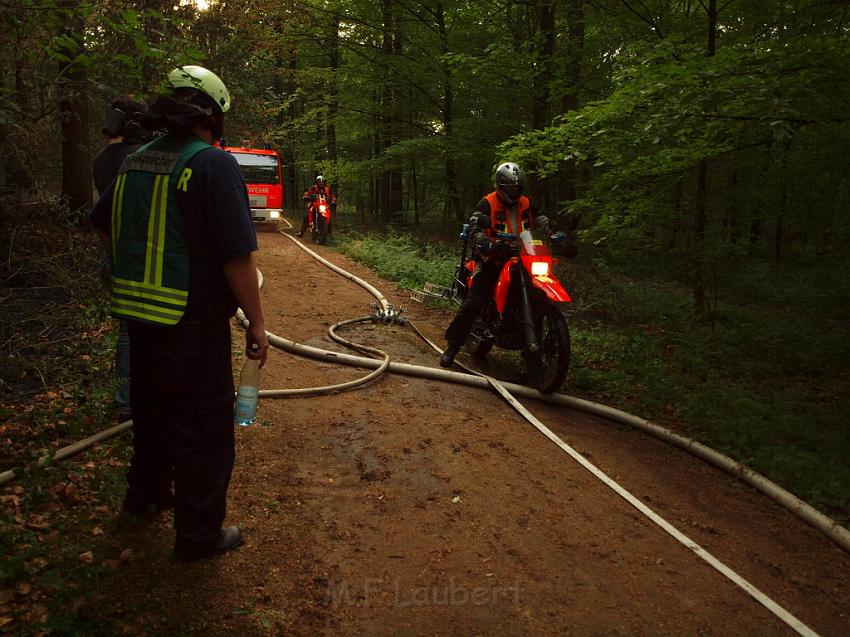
[531,261,549,277]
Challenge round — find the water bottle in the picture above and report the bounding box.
[235,355,260,427]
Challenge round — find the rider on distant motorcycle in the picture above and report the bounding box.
[298,175,337,237]
[440,162,576,368]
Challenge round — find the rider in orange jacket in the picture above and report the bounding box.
[298,175,337,237]
[440,162,575,368]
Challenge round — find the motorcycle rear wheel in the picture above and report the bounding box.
[525,302,570,393]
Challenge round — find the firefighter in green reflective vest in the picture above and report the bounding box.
[91,65,268,561]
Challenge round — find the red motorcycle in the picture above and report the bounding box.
[307,194,333,245]
[452,229,572,392]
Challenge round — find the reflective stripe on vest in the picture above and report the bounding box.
[111,276,188,323]
[111,172,127,259]
[110,136,209,326]
[485,192,532,235]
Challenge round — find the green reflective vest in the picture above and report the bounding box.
[110,135,209,326]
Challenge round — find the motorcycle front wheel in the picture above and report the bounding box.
[525,302,570,393]
[314,216,328,245]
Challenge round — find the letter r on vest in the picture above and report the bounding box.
[176,168,193,192]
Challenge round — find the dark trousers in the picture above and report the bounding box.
[444,263,500,346]
[127,312,235,551]
[114,319,131,413]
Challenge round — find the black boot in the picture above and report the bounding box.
[440,343,461,368]
[122,491,174,516]
[174,526,244,561]
[297,217,308,237]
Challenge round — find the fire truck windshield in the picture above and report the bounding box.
[232,152,280,184]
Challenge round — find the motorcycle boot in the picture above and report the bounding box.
[440,343,461,368]
[297,216,309,237]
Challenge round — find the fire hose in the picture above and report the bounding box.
[2,224,846,636]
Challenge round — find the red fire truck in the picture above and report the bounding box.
[222,144,285,224]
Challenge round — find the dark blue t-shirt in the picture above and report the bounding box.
[91,139,257,317]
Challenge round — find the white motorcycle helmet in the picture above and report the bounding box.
[494,162,526,205]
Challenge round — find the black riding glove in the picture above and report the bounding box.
[550,230,568,246]
[495,241,514,259]
[543,219,578,258]
[479,238,512,259]
[551,232,578,258]
[469,212,491,231]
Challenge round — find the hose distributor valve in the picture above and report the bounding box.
[370,302,407,325]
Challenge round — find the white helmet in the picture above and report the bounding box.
[167,65,231,113]
[494,162,526,204]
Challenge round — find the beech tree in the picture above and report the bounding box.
[499,0,850,313]
[1,0,847,308]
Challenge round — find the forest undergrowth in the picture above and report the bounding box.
[0,200,132,634]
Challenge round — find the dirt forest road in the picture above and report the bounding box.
[92,228,850,636]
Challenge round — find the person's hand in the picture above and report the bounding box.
[550,232,578,258]
[245,323,269,368]
[310,193,318,200]
[469,212,491,230]
[491,240,513,259]
[550,231,568,246]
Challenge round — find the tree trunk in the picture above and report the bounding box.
[691,0,717,315]
[529,0,556,207]
[389,9,404,219]
[390,170,403,221]
[282,50,299,215]
[531,0,556,131]
[326,14,340,192]
[436,2,464,222]
[774,193,785,263]
[412,162,420,226]
[58,6,91,223]
[379,0,394,222]
[693,160,708,315]
[707,0,717,56]
[371,101,380,217]
[727,167,739,244]
[558,0,584,204]
[2,29,33,198]
[749,218,761,250]
[667,178,684,251]
[774,138,792,262]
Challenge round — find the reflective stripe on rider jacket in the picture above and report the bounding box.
[484,192,532,236]
[110,135,210,326]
